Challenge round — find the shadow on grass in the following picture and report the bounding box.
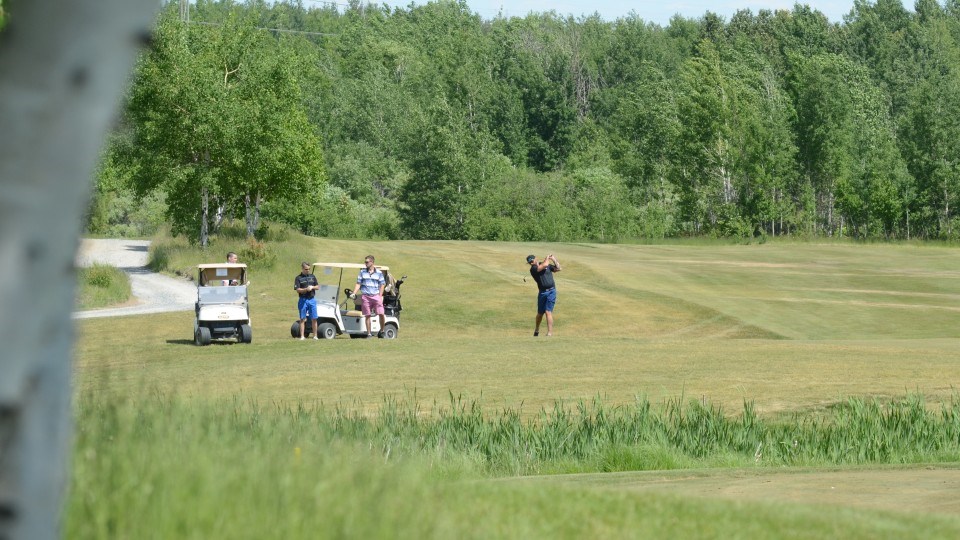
[166,339,247,346]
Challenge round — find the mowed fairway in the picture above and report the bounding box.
[73,239,960,534]
[77,239,960,414]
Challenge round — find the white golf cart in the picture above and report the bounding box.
[290,262,405,340]
[194,263,252,346]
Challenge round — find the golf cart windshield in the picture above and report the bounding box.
[311,262,391,306]
[198,285,247,305]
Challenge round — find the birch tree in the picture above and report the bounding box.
[0,2,157,539]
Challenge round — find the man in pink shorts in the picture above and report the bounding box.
[351,255,386,338]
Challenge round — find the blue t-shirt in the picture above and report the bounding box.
[357,268,385,296]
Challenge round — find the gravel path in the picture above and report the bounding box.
[73,239,196,319]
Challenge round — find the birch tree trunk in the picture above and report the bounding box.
[201,186,210,247]
[245,192,255,238]
[254,192,262,235]
[0,2,157,539]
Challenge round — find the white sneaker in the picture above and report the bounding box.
[300,336,305,340]
[313,336,319,340]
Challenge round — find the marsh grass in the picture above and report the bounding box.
[75,263,131,309]
[341,393,960,472]
[68,390,960,539]
[75,390,960,478]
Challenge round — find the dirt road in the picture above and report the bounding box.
[73,238,195,319]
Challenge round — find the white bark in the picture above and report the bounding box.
[0,1,158,539]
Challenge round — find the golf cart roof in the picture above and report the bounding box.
[198,263,248,269]
[312,262,390,271]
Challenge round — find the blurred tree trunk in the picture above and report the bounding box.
[0,1,157,539]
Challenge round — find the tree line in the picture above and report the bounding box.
[88,0,960,244]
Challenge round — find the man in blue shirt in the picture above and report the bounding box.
[351,255,386,338]
[527,253,562,336]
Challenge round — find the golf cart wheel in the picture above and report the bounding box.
[382,323,398,339]
[318,322,337,340]
[240,324,252,344]
[290,322,305,338]
[195,326,212,346]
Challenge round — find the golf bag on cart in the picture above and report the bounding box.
[382,271,406,317]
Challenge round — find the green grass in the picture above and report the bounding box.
[70,230,960,537]
[75,263,131,309]
[67,391,960,539]
[75,390,960,476]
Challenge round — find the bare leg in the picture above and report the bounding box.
[535,313,543,335]
[365,317,372,335]
[299,319,306,338]
[379,314,386,333]
[311,318,318,336]
[545,311,554,336]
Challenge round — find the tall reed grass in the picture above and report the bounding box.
[68,391,960,538]
[326,393,960,473]
[74,391,960,478]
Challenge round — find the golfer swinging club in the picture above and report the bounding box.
[527,253,562,336]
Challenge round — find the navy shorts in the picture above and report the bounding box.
[537,288,556,314]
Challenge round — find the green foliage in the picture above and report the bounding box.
[84,265,119,289]
[92,0,960,242]
[464,168,584,242]
[146,232,195,275]
[571,167,638,242]
[125,5,326,246]
[86,138,167,238]
[398,99,482,239]
[147,222,289,274]
[238,237,277,270]
[215,220,248,241]
[254,221,292,243]
[791,52,908,237]
[75,264,131,310]
[262,184,400,240]
[85,187,167,238]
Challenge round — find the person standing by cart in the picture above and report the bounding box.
[295,262,319,340]
[527,253,562,336]
[351,255,386,338]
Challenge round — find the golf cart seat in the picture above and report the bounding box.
[345,291,363,316]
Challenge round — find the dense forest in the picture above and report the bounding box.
[87,0,960,243]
